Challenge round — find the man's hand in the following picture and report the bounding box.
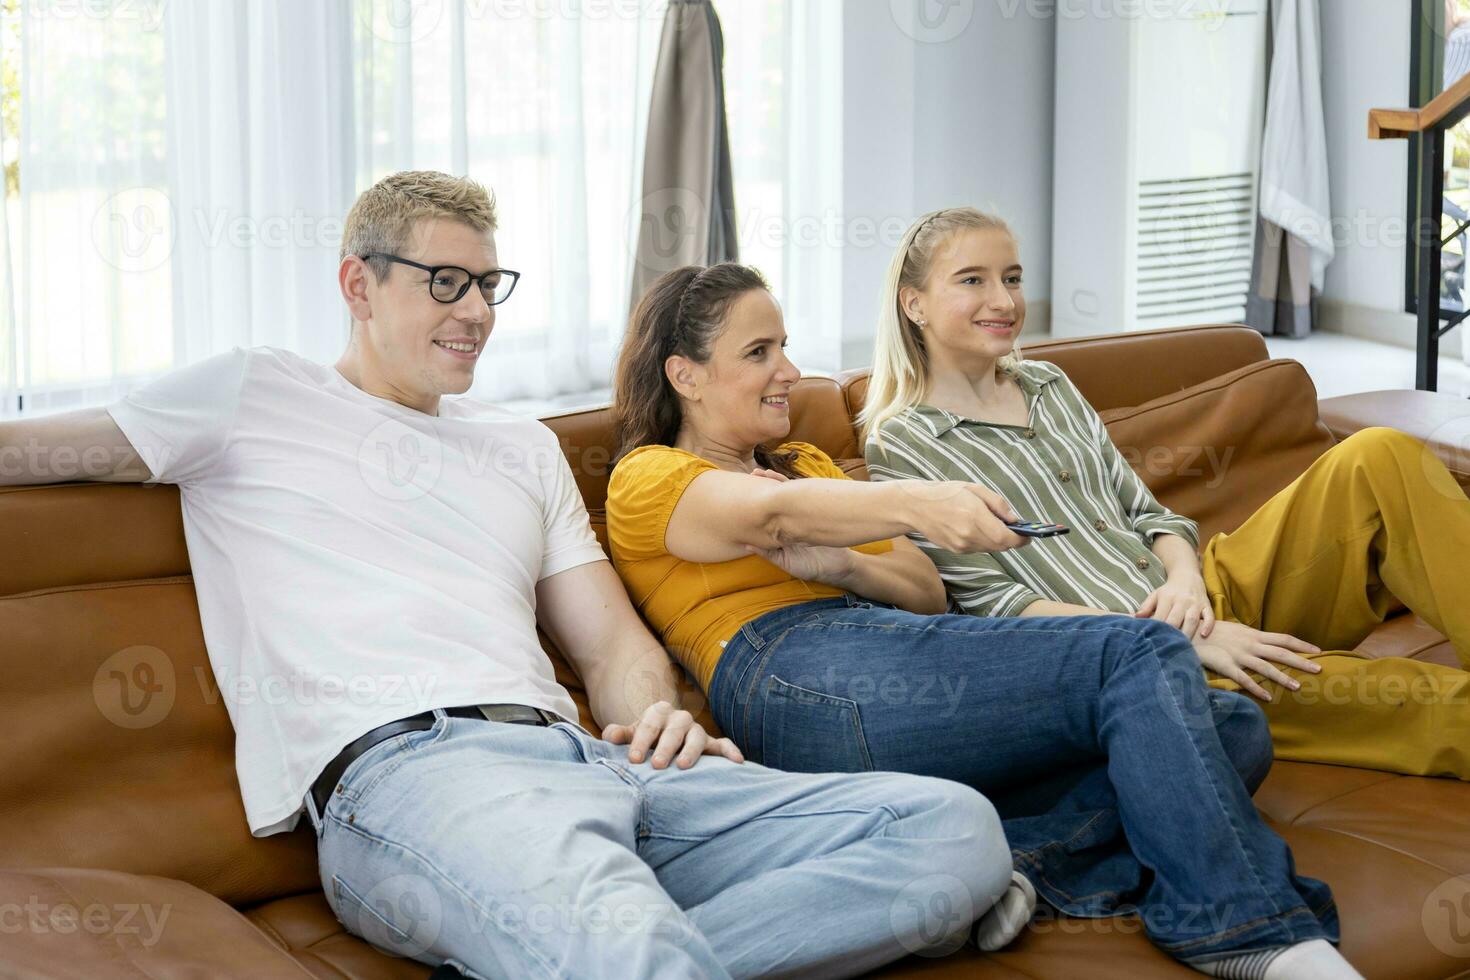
[602,700,745,770]
[1135,571,1214,640]
[1191,621,1323,702]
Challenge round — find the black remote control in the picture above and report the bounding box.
[1005,520,1070,538]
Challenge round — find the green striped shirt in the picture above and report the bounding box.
[864,360,1200,619]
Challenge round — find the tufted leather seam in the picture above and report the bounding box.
[0,481,169,497]
[293,940,360,980]
[969,952,1057,978]
[243,910,291,952]
[1277,772,1412,825]
[971,959,1044,978]
[1022,323,1262,355]
[240,899,358,979]
[1298,824,1466,878]
[1,574,194,602]
[42,874,153,979]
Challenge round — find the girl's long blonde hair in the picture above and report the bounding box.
[858,207,1024,446]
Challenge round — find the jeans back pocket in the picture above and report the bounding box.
[330,872,441,961]
[760,675,874,774]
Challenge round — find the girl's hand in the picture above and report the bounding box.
[744,466,858,586]
[1135,572,1215,640]
[1191,621,1323,702]
[746,539,855,587]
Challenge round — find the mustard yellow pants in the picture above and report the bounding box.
[1201,426,1470,779]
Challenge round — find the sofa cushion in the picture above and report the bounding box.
[783,374,864,461]
[1017,324,1272,413]
[1355,614,1459,668]
[1319,389,1470,494]
[0,558,320,906]
[1096,359,1338,543]
[0,483,190,596]
[0,867,318,977]
[540,405,619,520]
[244,891,432,979]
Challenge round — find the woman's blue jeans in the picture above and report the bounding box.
[708,595,1339,963]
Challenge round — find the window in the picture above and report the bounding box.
[1408,0,1470,317]
[0,0,833,417]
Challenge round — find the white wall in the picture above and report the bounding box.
[838,1,1056,368]
[840,6,916,368]
[827,1,1426,370]
[1319,0,1413,317]
[912,2,1056,324]
[1312,0,1454,353]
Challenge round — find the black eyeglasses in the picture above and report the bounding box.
[361,253,521,306]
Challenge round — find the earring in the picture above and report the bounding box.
[916,319,927,328]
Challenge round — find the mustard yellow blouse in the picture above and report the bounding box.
[606,442,895,691]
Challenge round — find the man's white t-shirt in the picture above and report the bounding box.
[107,346,607,836]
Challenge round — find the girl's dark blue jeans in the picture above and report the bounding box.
[708,595,1339,963]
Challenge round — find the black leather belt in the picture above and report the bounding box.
[310,704,561,818]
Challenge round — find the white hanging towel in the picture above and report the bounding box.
[1258,0,1334,292]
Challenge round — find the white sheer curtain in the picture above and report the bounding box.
[720,0,844,374]
[8,0,172,416]
[2,0,349,417]
[0,0,838,416]
[165,0,356,367]
[354,0,664,401]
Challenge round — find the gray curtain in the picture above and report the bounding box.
[1246,0,1333,338]
[629,0,738,311]
[1246,219,1317,338]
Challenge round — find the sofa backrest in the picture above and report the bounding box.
[1095,358,1338,541]
[0,482,323,906]
[0,323,1329,908]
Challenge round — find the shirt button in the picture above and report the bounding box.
[1059,470,1072,482]
[1136,557,1151,570]
[1023,428,1036,439]
[1094,519,1108,532]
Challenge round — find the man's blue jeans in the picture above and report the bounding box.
[708,596,1340,963]
[307,709,1014,979]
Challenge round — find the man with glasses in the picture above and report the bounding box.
[2,170,1016,978]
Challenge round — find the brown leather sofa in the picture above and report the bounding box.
[3,325,1468,979]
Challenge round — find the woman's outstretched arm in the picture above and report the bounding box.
[735,467,949,615]
[663,467,1028,565]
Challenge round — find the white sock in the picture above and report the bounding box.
[971,870,1037,952]
[1192,939,1363,980]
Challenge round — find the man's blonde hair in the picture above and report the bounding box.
[858,207,1023,446]
[340,170,498,282]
